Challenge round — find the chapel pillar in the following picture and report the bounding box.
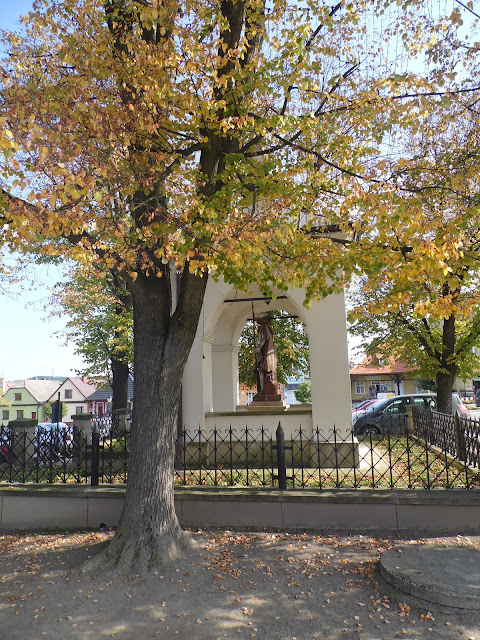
[211,343,239,412]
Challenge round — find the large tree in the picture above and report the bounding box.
[348,271,480,413]
[346,89,480,413]
[0,0,458,571]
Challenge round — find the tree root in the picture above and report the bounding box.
[79,526,193,576]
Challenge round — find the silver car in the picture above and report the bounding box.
[353,393,468,436]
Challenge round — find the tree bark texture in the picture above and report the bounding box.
[111,358,130,412]
[110,271,133,412]
[435,314,456,415]
[84,267,207,573]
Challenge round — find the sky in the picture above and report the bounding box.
[1,0,85,381]
[2,0,33,32]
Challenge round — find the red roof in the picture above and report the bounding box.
[350,355,417,376]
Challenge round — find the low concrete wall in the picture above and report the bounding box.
[1,485,480,534]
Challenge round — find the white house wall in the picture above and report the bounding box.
[48,380,95,424]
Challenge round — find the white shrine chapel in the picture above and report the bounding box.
[179,277,352,439]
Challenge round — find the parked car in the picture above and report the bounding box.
[35,422,70,433]
[352,399,380,423]
[34,423,74,461]
[353,393,469,436]
[0,438,11,463]
[476,389,480,407]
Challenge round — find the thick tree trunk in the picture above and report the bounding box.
[84,267,207,573]
[436,370,455,414]
[435,314,457,415]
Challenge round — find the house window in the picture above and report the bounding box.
[16,410,24,419]
[246,392,255,404]
[355,382,365,395]
[2,410,9,421]
[31,412,37,420]
[14,393,22,401]
[75,406,83,414]
[65,389,72,399]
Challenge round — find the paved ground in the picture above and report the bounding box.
[1,529,479,640]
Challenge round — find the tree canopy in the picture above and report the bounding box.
[346,62,480,413]
[0,0,449,290]
[294,380,311,404]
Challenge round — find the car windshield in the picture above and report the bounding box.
[35,423,70,433]
[363,398,390,413]
[354,400,373,411]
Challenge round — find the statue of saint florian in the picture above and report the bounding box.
[253,316,282,401]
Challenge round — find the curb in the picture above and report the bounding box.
[379,545,480,610]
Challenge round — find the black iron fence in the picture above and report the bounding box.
[175,419,480,489]
[1,410,480,489]
[91,412,121,438]
[0,423,130,485]
[412,407,480,472]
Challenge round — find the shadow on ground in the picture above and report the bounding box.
[1,529,479,640]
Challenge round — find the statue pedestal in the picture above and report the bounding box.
[247,400,289,411]
[252,393,283,402]
[251,382,285,404]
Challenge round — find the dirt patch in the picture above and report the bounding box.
[1,530,479,639]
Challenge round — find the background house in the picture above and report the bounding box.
[1,379,62,424]
[85,374,134,416]
[350,355,419,405]
[47,377,97,424]
[284,376,311,405]
[238,384,256,406]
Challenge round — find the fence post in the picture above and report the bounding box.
[91,424,100,486]
[72,414,94,446]
[454,412,467,462]
[427,407,434,442]
[276,422,287,490]
[406,405,414,434]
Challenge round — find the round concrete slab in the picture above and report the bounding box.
[379,544,480,610]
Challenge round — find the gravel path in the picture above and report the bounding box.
[1,529,479,639]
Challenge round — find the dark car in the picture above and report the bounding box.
[352,393,468,436]
[352,398,379,420]
[34,422,74,461]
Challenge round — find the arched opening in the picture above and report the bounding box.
[237,310,310,407]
